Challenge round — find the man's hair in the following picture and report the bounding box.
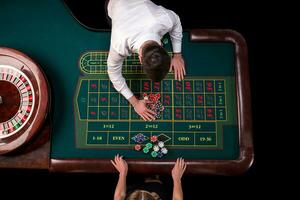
[141,42,170,82]
[126,190,160,200]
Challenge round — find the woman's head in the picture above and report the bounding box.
[140,41,170,82]
[126,190,160,200]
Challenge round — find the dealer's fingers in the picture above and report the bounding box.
[146,108,156,116]
[183,65,186,75]
[178,70,182,81]
[142,113,151,121]
[178,69,182,81]
[169,64,173,72]
[145,112,155,121]
[180,69,185,80]
[174,70,178,80]
[145,100,153,104]
[140,115,147,121]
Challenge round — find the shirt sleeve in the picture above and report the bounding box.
[167,10,183,53]
[107,48,134,100]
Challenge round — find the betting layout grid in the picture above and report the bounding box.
[81,79,226,121]
[76,52,227,149]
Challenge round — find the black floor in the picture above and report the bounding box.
[0,167,258,198]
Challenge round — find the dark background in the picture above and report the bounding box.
[1,0,287,197]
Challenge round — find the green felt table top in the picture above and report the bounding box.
[0,0,239,160]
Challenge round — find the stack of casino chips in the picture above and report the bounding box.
[143,93,164,119]
[133,134,168,158]
[131,133,147,143]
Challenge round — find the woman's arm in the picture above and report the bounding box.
[111,154,128,200]
[114,173,127,200]
[172,158,187,200]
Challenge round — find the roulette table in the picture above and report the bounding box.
[0,0,253,175]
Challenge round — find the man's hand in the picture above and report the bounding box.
[134,99,156,121]
[172,158,187,182]
[111,154,128,176]
[128,95,156,121]
[169,53,186,81]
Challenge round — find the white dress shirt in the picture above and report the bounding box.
[107,0,183,100]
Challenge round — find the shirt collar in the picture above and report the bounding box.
[134,33,161,53]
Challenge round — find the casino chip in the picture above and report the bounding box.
[150,135,158,142]
[143,147,150,154]
[132,132,169,158]
[153,145,159,152]
[151,151,158,158]
[134,144,142,151]
[161,147,168,154]
[157,151,163,158]
[146,142,153,149]
[132,133,147,143]
[143,93,164,120]
[158,141,164,148]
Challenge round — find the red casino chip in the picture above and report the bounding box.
[134,144,142,151]
[150,135,158,143]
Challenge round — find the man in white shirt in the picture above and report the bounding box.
[106,0,185,121]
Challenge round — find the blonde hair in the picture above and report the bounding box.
[126,190,161,200]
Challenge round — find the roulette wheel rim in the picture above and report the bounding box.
[0,47,50,154]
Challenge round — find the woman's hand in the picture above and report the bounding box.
[111,154,128,176]
[172,158,187,182]
[169,53,186,81]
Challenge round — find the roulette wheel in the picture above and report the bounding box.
[0,47,50,155]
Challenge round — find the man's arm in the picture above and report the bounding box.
[107,48,134,100]
[168,10,183,54]
[107,48,156,121]
[167,10,186,81]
